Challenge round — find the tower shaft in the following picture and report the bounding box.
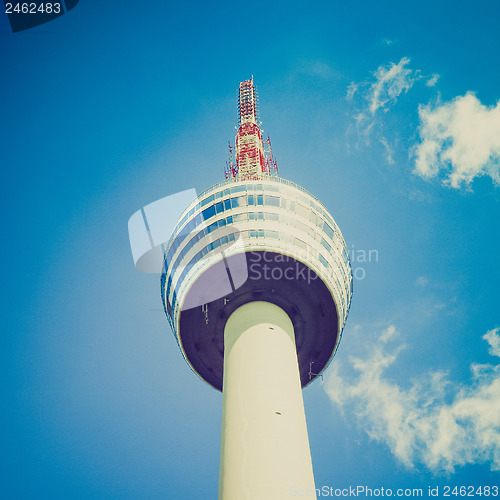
[218,301,316,500]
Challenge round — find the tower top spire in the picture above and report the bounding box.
[238,76,258,125]
[225,78,278,180]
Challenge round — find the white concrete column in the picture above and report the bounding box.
[218,301,317,500]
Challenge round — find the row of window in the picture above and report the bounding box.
[166,196,279,265]
[165,225,351,321]
[166,205,349,299]
[171,181,342,250]
[200,182,280,208]
[165,211,351,305]
[166,231,239,315]
[173,182,281,233]
[165,214,237,287]
[166,192,344,269]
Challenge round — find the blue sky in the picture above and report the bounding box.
[1,0,499,497]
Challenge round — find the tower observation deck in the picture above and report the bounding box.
[161,78,353,499]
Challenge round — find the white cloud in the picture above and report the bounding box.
[413,93,500,189]
[346,82,358,101]
[380,136,395,165]
[325,325,500,472]
[368,57,418,114]
[346,58,438,165]
[426,74,440,87]
[484,327,500,357]
[346,57,423,122]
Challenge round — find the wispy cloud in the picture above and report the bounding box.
[413,93,500,189]
[346,58,436,161]
[367,57,418,114]
[346,82,358,101]
[425,74,440,87]
[380,136,395,165]
[485,328,500,357]
[325,325,500,472]
[346,58,423,114]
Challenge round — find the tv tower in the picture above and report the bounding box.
[160,78,352,499]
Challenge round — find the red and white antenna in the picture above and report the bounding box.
[224,142,237,179]
[263,134,278,176]
[226,77,278,180]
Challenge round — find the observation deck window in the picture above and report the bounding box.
[264,195,280,207]
[202,205,216,221]
[321,238,332,253]
[176,213,189,232]
[249,229,265,238]
[233,213,248,222]
[231,195,246,208]
[201,194,214,207]
[323,222,334,240]
[309,211,320,226]
[249,212,265,220]
[193,213,203,228]
[342,248,349,266]
[297,192,311,206]
[207,222,218,233]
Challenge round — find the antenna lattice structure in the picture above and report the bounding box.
[226,77,278,180]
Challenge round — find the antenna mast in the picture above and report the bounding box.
[226,77,278,180]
